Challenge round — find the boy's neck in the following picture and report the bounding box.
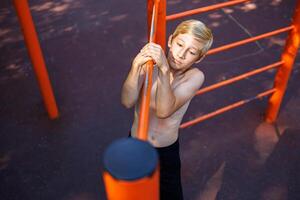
[170,67,190,79]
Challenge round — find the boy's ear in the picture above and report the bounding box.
[195,54,206,63]
[168,35,173,48]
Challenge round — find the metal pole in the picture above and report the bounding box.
[147,0,166,50]
[13,0,59,119]
[157,0,166,51]
[265,0,300,123]
[137,0,160,140]
[103,138,159,200]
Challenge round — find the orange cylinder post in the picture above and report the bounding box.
[265,0,300,123]
[103,138,159,200]
[137,61,154,140]
[148,0,166,50]
[137,0,160,140]
[147,0,155,41]
[13,0,59,119]
[157,0,166,51]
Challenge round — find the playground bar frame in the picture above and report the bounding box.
[180,89,276,129]
[13,0,59,119]
[149,0,300,127]
[166,0,250,21]
[102,0,300,198]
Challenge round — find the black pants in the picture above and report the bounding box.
[129,133,183,200]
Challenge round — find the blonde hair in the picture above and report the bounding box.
[172,19,213,56]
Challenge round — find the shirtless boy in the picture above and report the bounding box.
[121,19,213,199]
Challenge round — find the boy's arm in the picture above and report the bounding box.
[141,42,204,118]
[156,68,204,118]
[121,49,152,108]
[121,64,145,108]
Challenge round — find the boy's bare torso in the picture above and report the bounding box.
[131,66,197,147]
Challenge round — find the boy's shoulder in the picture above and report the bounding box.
[185,67,204,84]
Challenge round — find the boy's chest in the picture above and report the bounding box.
[148,68,183,110]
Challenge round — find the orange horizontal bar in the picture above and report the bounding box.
[180,89,276,129]
[196,61,283,96]
[166,0,250,21]
[207,26,294,55]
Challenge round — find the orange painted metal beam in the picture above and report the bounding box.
[265,0,300,123]
[13,0,59,119]
[137,61,154,141]
[137,0,160,140]
[166,0,250,21]
[207,26,294,56]
[148,0,166,51]
[196,61,283,96]
[180,89,276,129]
[103,138,159,200]
[103,169,159,200]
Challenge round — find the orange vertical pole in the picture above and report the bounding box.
[13,0,59,119]
[147,0,155,41]
[103,138,159,200]
[148,0,166,51]
[265,0,300,123]
[137,61,154,140]
[137,0,160,140]
[156,0,166,51]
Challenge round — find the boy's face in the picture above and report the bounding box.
[167,33,205,72]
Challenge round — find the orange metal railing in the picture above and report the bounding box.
[180,89,276,129]
[103,0,300,198]
[13,0,59,119]
[196,61,283,96]
[207,26,294,55]
[166,0,250,21]
[150,0,300,128]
